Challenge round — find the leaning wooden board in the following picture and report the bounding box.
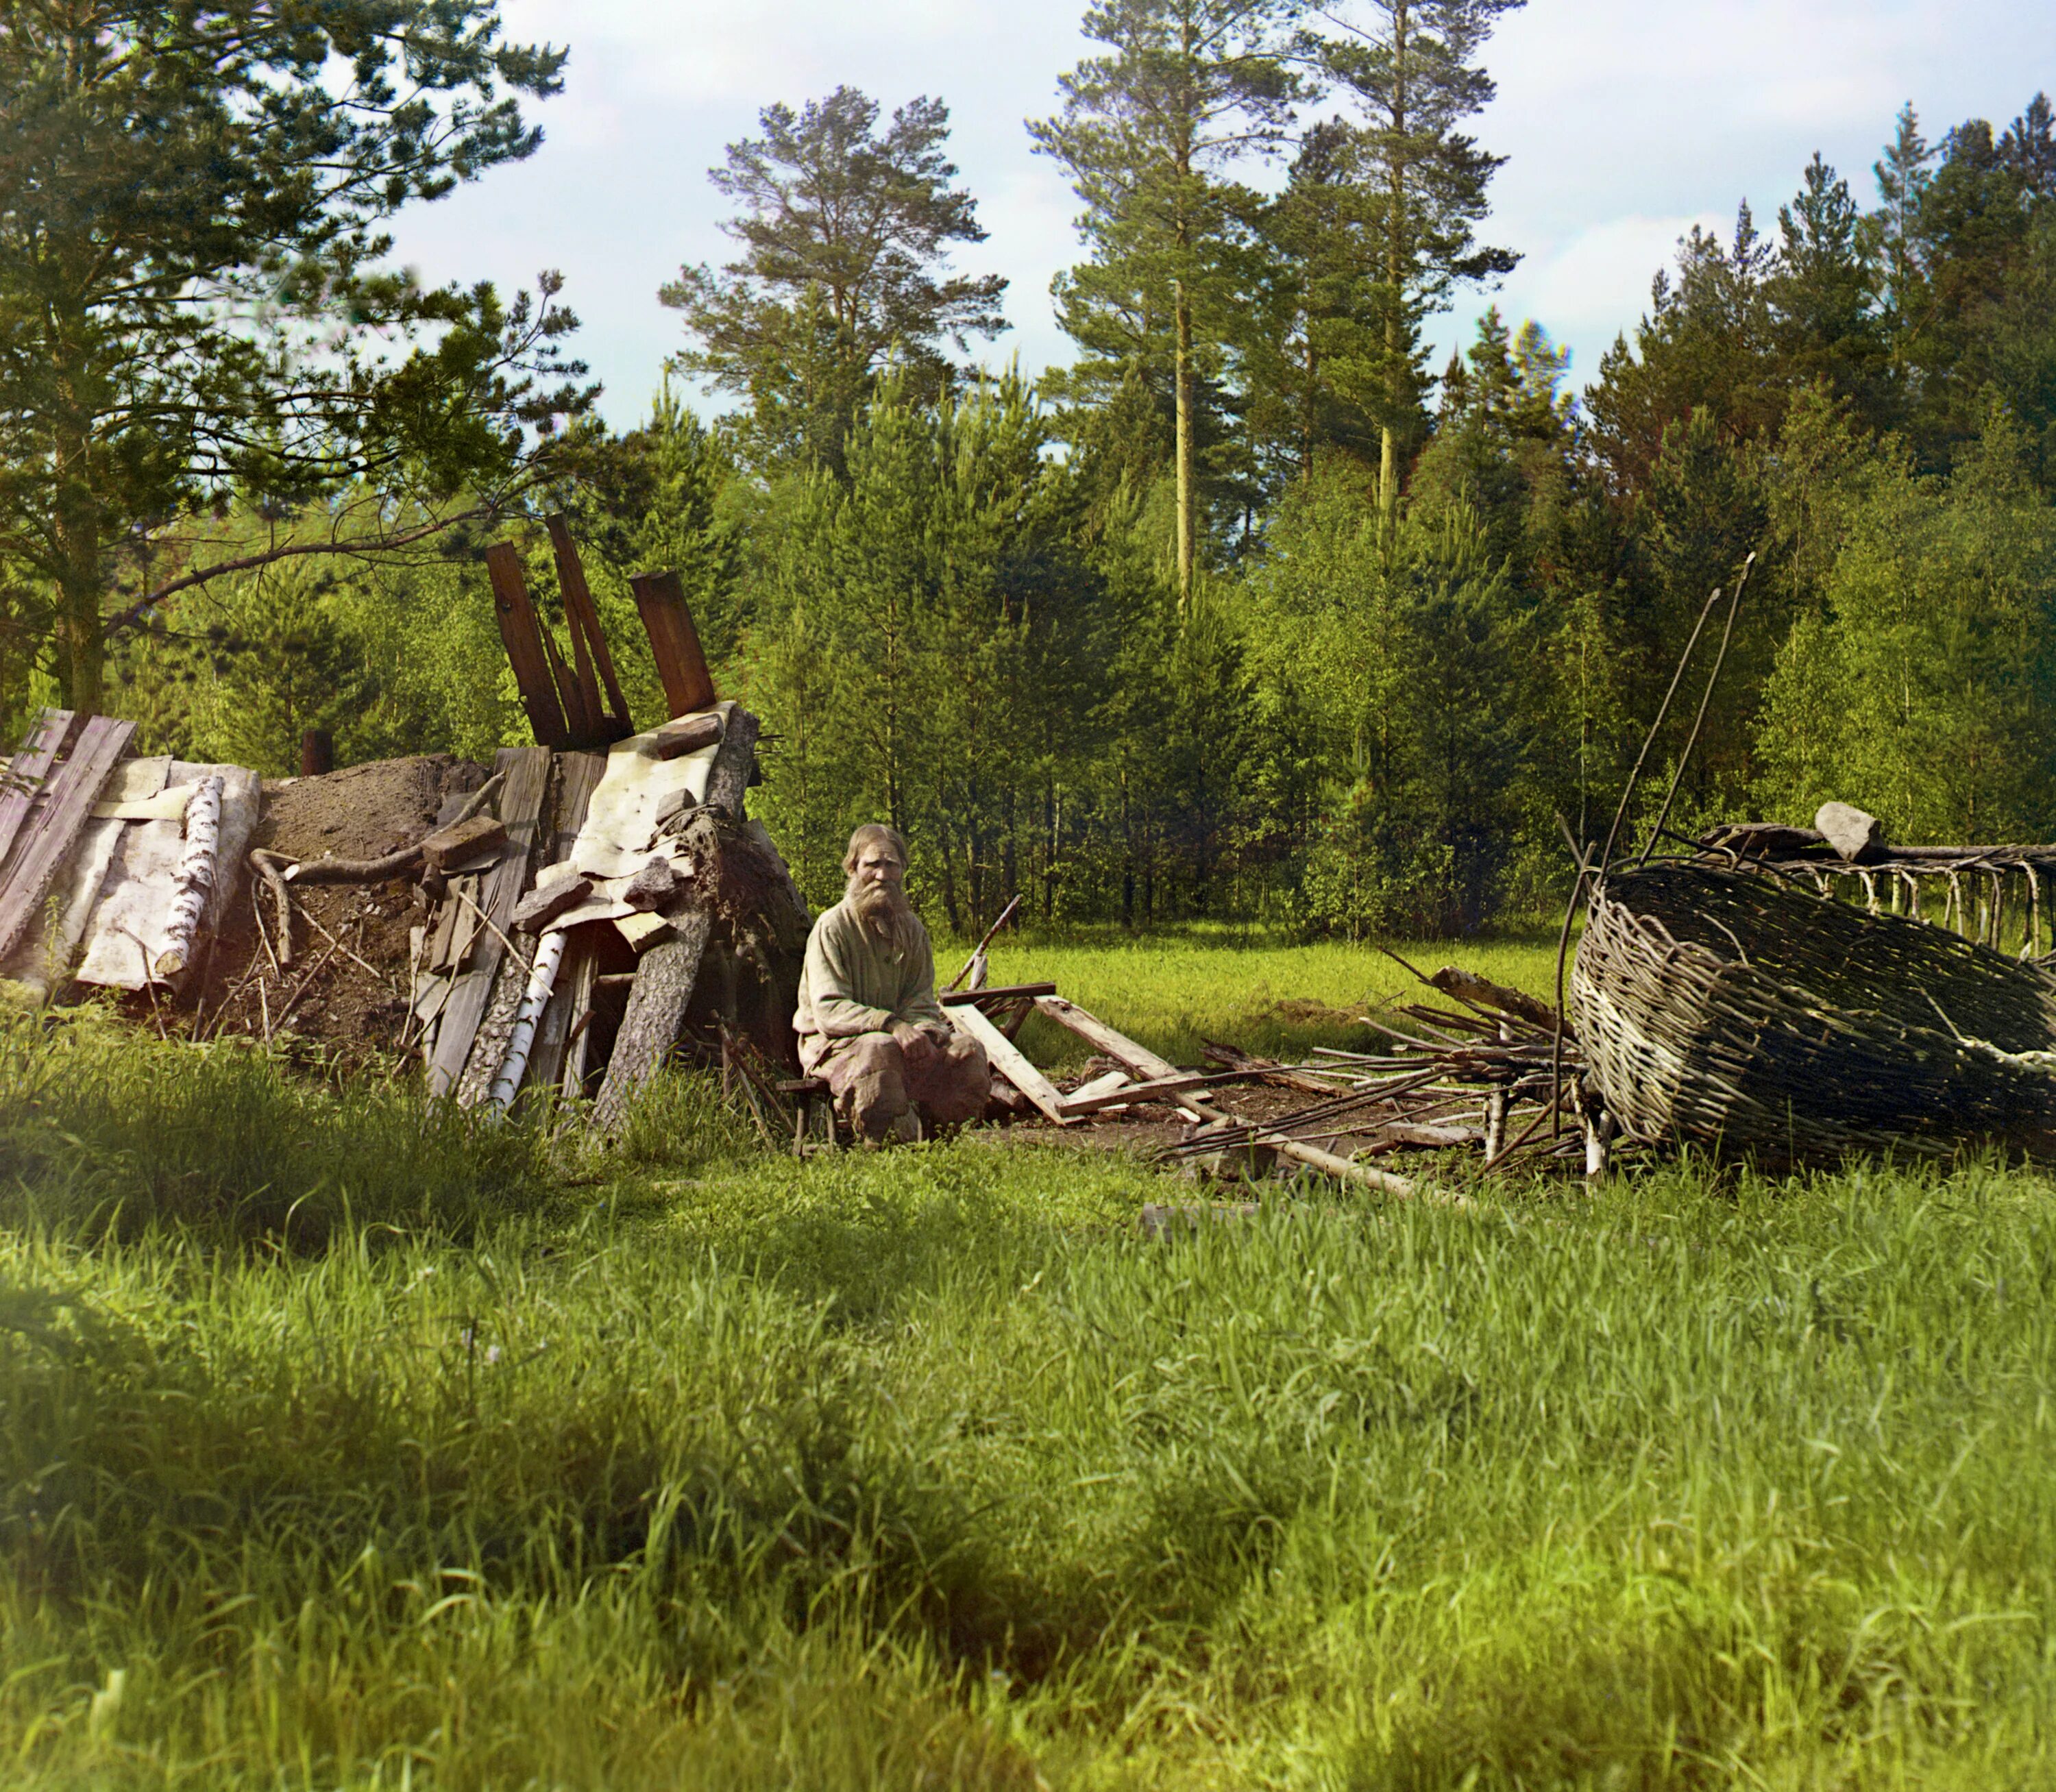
[427,746,552,1097]
[0,709,79,869]
[948,998,1073,1126]
[0,717,136,961]
[515,750,610,1102]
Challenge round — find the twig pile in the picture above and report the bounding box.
[1151,960,1612,1183]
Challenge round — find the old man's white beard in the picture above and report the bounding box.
[848,876,912,940]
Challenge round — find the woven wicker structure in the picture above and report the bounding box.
[1570,861,2056,1166]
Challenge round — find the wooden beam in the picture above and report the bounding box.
[946,999,1073,1125]
[628,569,717,718]
[428,746,552,1096]
[1060,1069,1228,1115]
[1032,994,1180,1081]
[0,716,135,961]
[484,543,572,748]
[548,515,633,738]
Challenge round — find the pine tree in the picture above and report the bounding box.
[661,88,1008,476]
[0,1,579,713]
[1033,0,1305,604]
[1310,0,1524,526]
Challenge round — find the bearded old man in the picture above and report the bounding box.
[793,824,990,1142]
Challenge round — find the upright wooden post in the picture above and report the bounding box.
[484,543,572,749]
[299,729,334,776]
[548,515,633,737]
[628,569,717,718]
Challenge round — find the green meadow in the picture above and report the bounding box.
[5,935,2055,1789]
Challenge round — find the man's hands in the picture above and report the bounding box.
[890,1019,949,1068]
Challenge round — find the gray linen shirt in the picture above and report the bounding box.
[793,899,949,1070]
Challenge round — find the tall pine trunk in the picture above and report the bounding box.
[53,401,102,715]
[1174,283,1196,605]
[1378,1,1410,535]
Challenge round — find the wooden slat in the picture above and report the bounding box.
[947,1000,1073,1126]
[539,623,595,746]
[522,751,610,1101]
[548,515,632,737]
[428,746,552,1096]
[942,981,1057,1007]
[1032,994,1180,1082]
[0,708,78,869]
[484,544,571,748]
[558,940,600,1100]
[0,716,135,960]
[1060,1069,1225,1115]
[628,569,717,718]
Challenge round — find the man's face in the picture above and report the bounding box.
[853,844,905,900]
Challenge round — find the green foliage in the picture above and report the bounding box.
[0,0,586,711]
[1754,402,2056,840]
[744,371,1110,930]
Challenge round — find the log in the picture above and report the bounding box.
[1815,800,1887,863]
[299,730,333,776]
[942,982,1058,1006]
[593,900,714,1134]
[1424,966,1561,1033]
[485,927,567,1112]
[650,711,724,761]
[628,569,716,718]
[946,1000,1073,1125]
[702,707,760,818]
[152,775,224,980]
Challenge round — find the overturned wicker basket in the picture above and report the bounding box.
[1570,861,2056,1166]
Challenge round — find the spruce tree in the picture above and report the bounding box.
[1032,0,1305,604]
[1310,0,1524,526]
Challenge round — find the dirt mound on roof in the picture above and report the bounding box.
[180,755,490,1069]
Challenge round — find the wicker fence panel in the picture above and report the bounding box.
[1569,862,2056,1167]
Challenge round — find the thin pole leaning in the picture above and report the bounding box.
[1639,550,1757,865]
[1548,583,1725,1138]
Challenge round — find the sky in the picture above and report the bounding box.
[385,0,2056,431]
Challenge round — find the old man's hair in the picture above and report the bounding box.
[843,823,907,876]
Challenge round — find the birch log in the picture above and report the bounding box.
[153,776,224,980]
[485,926,567,1112]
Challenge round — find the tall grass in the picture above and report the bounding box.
[5,944,2055,1786]
[9,1083,2056,1778]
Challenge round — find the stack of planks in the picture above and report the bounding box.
[0,710,137,970]
[401,521,810,1124]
